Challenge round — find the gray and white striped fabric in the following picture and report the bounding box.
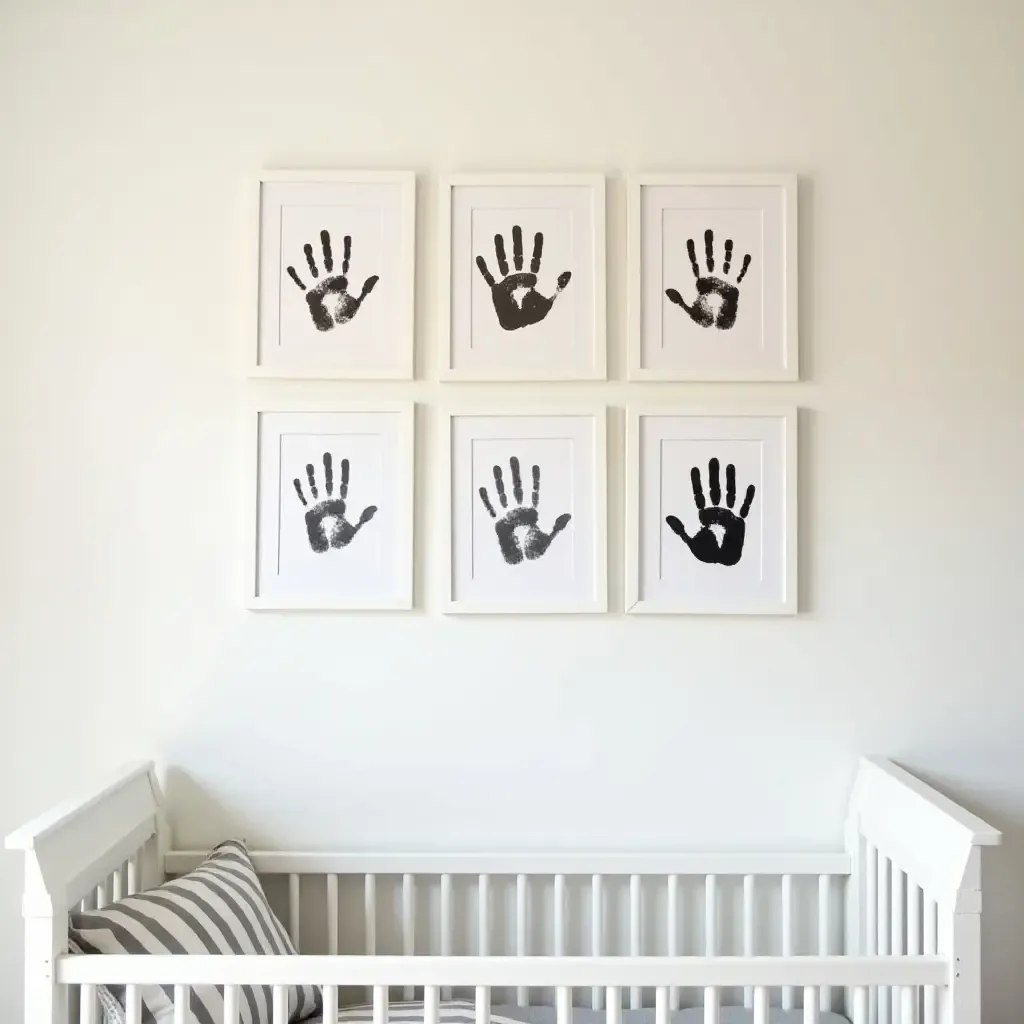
[305,1001,526,1024]
[69,839,321,1024]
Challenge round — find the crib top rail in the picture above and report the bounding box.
[164,851,851,877]
[56,953,951,989]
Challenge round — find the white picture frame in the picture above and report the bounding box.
[626,404,798,615]
[251,170,416,380]
[439,173,606,381]
[445,406,608,613]
[248,400,414,610]
[628,173,798,381]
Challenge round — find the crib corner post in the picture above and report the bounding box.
[938,850,983,1024]
[21,860,69,1024]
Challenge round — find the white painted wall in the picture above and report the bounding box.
[1,0,1022,1018]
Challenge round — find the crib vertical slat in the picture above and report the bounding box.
[630,874,641,1009]
[668,874,680,1012]
[365,874,378,1004]
[288,874,300,949]
[327,874,339,955]
[743,874,754,1010]
[425,986,440,1024]
[922,897,937,1024]
[907,882,921,956]
[80,984,96,1024]
[901,988,917,1024]
[112,866,123,902]
[477,986,492,1024]
[705,875,717,955]
[323,985,339,1024]
[373,986,388,1024]
[404,873,416,1000]
[556,987,571,1024]
[782,873,794,1009]
[804,987,820,1024]
[866,844,878,1024]
[818,874,831,1012]
[95,881,107,909]
[478,874,490,956]
[127,854,139,895]
[704,986,720,1024]
[554,874,567,956]
[854,988,869,1024]
[592,874,603,1011]
[441,873,453,1002]
[273,986,288,1024]
[173,985,188,1024]
[878,855,890,1024]
[891,867,904,1024]
[223,984,239,1024]
[753,986,768,1024]
[321,987,339,1024]
[125,985,142,1024]
[655,986,668,1024]
[516,874,528,1007]
[607,988,622,1024]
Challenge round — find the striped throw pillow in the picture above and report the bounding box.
[69,839,321,1024]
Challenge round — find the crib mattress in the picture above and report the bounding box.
[310,1000,850,1024]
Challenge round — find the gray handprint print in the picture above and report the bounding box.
[666,229,752,330]
[287,230,379,332]
[478,457,571,565]
[293,453,377,554]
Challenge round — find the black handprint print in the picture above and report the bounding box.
[665,458,755,567]
[665,229,752,330]
[287,230,379,332]
[478,457,572,565]
[476,226,571,331]
[293,453,377,554]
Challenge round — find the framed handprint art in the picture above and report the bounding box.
[445,408,607,613]
[248,402,414,610]
[251,171,416,379]
[628,174,798,381]
[439,174,606,380]
[626,405,797,615]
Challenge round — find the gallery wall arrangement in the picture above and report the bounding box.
[247,170,799,616]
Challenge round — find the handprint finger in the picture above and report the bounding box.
[736,254,752,283]
[687,238,700,278]
[494,234,510,277]
[304,243,319,279]
[531,232,544,273]
[510,457,524,505]
[475,255,496,287]
[342,235,352,276]
[704,229,715,272]
[708,458,721,505]
[725,463,736,508]
[340,458,349,501]
[512,225,524,271]
[550,512,572,537]
[323,452,334,496]
[493,465,508,508]
[739,484,756,518]
[293,479,308,506]
[305,463,319,500]
[478,487,497,518]
[723,239,733,275]
[532,464,540,507]
[690,466,706,509]
[321,230,334,273]
[286,266,306,291]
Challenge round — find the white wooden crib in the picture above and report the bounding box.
[6,758,1000,1024]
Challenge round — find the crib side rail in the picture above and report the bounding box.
[57,953,949,1024]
